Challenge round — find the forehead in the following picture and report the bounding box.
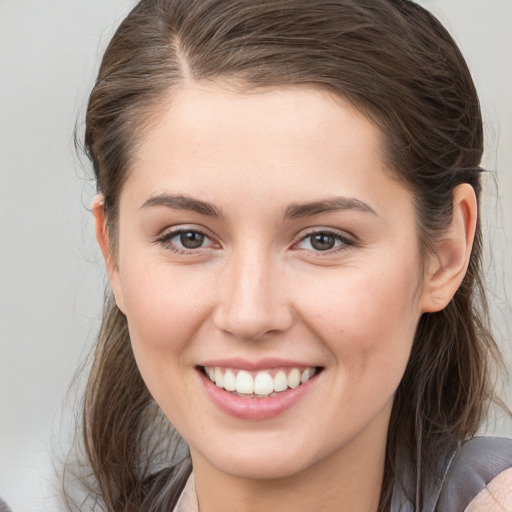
[138,82,383,157]
[124,82,410,219]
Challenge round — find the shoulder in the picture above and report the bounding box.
[0,496,13,512]
[437,437,512,512]
[464,466,512,511]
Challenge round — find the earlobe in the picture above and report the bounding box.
[91,195,126,314]
[420,183,478,313]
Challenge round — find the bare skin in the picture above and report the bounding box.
[94,83,477,512]
[465,468,512,512]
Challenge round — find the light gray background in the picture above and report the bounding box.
[0,1,511,510]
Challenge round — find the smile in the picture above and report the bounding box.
[199,364,322,420]
[203,366,317,398]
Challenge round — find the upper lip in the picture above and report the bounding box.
[198,357,320,370]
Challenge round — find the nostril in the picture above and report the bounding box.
[212,266,294,340]
[212,307,295,341]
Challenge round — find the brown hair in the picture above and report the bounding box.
[70,0,503,510]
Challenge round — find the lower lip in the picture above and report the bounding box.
[199,369,320,420]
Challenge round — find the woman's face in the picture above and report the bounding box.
[103,84,434,480]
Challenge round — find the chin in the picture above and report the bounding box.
[192,436,334,482]
[213,454,313,481]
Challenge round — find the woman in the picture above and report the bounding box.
[69,0,512,510]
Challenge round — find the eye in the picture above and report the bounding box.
[157,228,217,253]
[177,231,206,249]
[294,230,353,253]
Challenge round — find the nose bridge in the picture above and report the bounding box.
[214,242,292,340]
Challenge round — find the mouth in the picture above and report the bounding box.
[197,362,324,420]
[199,365,322,398]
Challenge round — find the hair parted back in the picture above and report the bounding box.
[72,0,503,510]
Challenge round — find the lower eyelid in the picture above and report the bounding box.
[156,227,354,253]
[157,228,221,253]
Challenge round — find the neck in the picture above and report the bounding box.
[190,409,389,512]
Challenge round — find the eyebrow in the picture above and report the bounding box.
[140,193,376,219]
[141,194,223,217]
[284,197,377,219]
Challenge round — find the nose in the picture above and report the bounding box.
[213,249,294,341]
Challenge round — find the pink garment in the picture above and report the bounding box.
[174,473,199,512]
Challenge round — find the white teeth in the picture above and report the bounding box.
[214,367,224,388]
[254,372,274,395]
[273,370,288,392]
[223,369,236,392]
[236,370,254,394]
[301,367,316,383]
[287,368,301,389]
[205,366,318,396]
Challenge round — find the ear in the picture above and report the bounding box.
[92,195,127,314]
[420,183,478,313]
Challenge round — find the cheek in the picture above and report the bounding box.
[117,253,218,382]
[295,260,421,380]
[117,259,212,427]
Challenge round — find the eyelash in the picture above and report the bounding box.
[155,228,356,255]
[293,229,356,254]
[156,228,215,254]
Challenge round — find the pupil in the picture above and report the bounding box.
[311,233,335,251]
[180,231,204,249]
